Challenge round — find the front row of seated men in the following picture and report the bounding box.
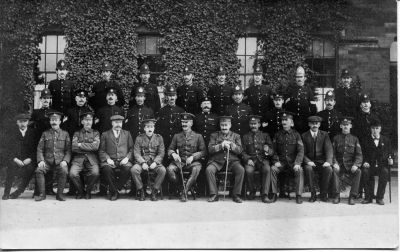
[3,107,393,205]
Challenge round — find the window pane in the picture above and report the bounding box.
[146,36,158,54]
[46,35,58,53]
[238,56,245,73]
[237,37,246,55]
[38,37,45,53]
[46,54,57,70]
[323,41,335,57]
[137,37,145,54]
[312,40,323,58]
[58,36,66,53]
[57,54,65,63]
[311,58,324,74]
[238,75,245,87]
[246,56,255,74]
[245,37,257,55]
[38,54,45,71]
[324,58,336,74]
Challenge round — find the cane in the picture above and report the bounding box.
[223,145,230,200]
[388,154,393,203]
[176,150,187,200]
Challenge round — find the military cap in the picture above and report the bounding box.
[46,109,63,118]
[233,84,244,94]
[340,69,351,78]
[360,93,370,103]
[139,63,150,74]
[80,111,94,119]
[75,89,88,98]
[216,66,226,75]
[165,85,177,95]
[135,86,146,96]
[254,65,263,74]
[142,118,157,125]
[40,88,52,98]
[218,115,232,123]
[15,113,30,121]
[281,111,295,120]
[183,65,194,75]
[249,115,262,123]
[56,60,67,70]
[340,116,354,125]
[272,91,284,100]
[308,115,323,122]
[106,87,117,95]
[370,117,382,127]
[201,96,212,104]
[180,112,195,121]
[102,61,113,71]
[324,90,335,100]
[110,114,125,121]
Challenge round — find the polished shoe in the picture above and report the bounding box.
[138,189,146,201]
[35,194,46,201]
[296,195,303,204]
[150,189,158,201]
[9,192,21,199]
[361,198,372,204]
[376,199,385,205]
[320,194,328,202]
[75,194,84,199]
[2,194,9,200]
[262,194,273,203]
[348,196,355,205]
[85,192,92,200]
[332,197,340,204]
[232,195,243,203]
[207,194,219,202]
[56,195,66,201]
[248,190,256,200]
[110,192,119,201]
[309,192,316,203]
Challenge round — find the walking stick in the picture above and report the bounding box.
[223,146,230,200]
[388,154,393,203]
[176,150,187,200]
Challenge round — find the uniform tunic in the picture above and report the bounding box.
[89,80,125,111]
[207,84,234,115]
[244,84,273,116]
[225,102,253,136]
[64,105,93,137]
[193,112,219,145]
[335,87,360,117]
[176,84,204,115]
[316,108,342,140]
[262,107,284,138]
[129,82,161,114]
[95,104,124,133]
[48,79,76,113]
[124,105,154,140]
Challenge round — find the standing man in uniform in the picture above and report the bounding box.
[335,69,361,118]
[69,111,100,199]
[284,66,317,133]
[99,115,134,201]
[206,116,245,203]
[271,112,305,204]
[194,97,219,146]
[35,110,71,201]
[167,113,206,201]
[302,116,333,202]
[242,115,275,203]
[95,87,124,134]
[124,86,154,140]
[244,65,273,116]
[132,118,166,201]
[48,60,76,114]
[176,66,204,115]
[207,66,234,115]
[316,90,343,140]
[2,113,36,200]
[262,91,285,137]
[331,117,363,205]
[64,89,93,137]
[129,63,161,114]
[225,84,253,136]
[89,61,125,111]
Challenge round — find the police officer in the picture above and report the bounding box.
[244,65,273,116]
[242,115,275,203]
[35,110,71,201]
[89,61,125,111]
[31,88,52,141]
[48,60,76,114]
[129,63,161,114]
[335,69,361,118]
[69,111,100,199]
[271,112,305,204]
[64,89,93,137]
[176,66,204,115]
[207,66,234,115]
[206,116,245,203]
[194,97,219,146]
[124,86,154,139]
[284,66,317,133]
[316,90,343,140]
[331,117,363,205]
[262,90,285,138]
[225,84,253,136]
[132,118,166,201]
[95,87,124,133]
[167,113,206,202]
[156,85,185,164]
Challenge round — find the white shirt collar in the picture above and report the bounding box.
[310,130,318,137]
[19,128,27,136]
[112,129,120,138]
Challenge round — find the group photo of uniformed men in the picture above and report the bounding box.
[1,58,395,207]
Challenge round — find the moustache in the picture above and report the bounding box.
[202,106,211,109]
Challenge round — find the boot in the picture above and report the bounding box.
[139,188,146,201]
[248,189,256,200]
[180,189,187,202]
[151,189,158,201]
[296,195,303,204]
[320,193,328,202]
[2,194,9,200]
[309,192,316,203]
[9,191,22,199]
[35,172,46,201]
[348,195,355,205]
[56,172,67,202]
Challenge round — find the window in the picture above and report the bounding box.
[137,34,165,85]
[236,36,262,89]
[38,35,66,84]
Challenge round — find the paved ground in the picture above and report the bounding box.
[0,180,398,250]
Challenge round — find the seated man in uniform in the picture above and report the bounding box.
[131,118,166,201]
[167,113,206,202]
[206,116,245,203]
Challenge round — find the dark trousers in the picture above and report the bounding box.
[332,166,361,197]
[206,161,244,196]
[245,159,278,195]
[101,163,132,194]
[35,162,68,196]
[131,164,166,190]
[363,166,388,200]
[4,163,35,196]
[167,161,201,191]
[304,163,332,194]
[69,158,100,195]
[275,163,304,196]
